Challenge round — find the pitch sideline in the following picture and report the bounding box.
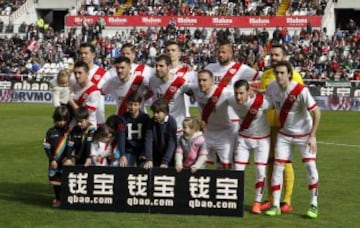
[317,141,360,148]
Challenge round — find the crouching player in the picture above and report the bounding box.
[228,79,271,214]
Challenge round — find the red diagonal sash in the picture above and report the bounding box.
[162,76,186,102]
[201,86,225,124]
[219,62,241,87]
[175,66,188,77]
[240,93,264,131]
[279,83,304,128]
[134,64,145,76]
[91,67,106,86]
[76,84,99,106]
[117,75,144,116]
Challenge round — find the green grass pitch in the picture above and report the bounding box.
[0,103,359,227]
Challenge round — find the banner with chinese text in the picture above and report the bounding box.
[61,166,244,217]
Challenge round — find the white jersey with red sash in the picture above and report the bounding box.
[228,93,271,138]
[193,86,234,166]
[73,82,101,126]
[170,65,198,117]
[102,73,148,116]
[205,61,261,126]
[149,74,192,133]
[194,86,234,133]
[267,80,318,136]
[89,65,112,124]
[117,75,144,116]
[204,61,260,87]
[89,66,107,87]
[131,63,155,85]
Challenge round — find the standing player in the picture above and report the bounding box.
[193,69,234,169]
[204,40,261,87]
[264,61,320,219]
[73,43,111,125]
[260,44,304,213]
[165,40,197,115]
[204,40,261,129]
[101,56,150,116]
[68,61,101,126]
[120,43,156,83]
[228,79,271,214]
[149,55,194,136]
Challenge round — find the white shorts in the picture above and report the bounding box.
[234,135,270,165]
[275,132,317,162]
[205,129,235,166]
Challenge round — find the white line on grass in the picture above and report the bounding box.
[318,141,360,148]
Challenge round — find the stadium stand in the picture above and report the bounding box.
[0,0,358,83]
[1,17,359,82]
[0,0,26,16]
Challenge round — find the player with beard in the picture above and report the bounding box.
[203,40,261,168]
[68,61,101,126]
[70,43,111,125]
[149,55,194,137]
[192,69,234,169]
[101,56,150,116]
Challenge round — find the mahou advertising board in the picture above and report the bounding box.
[65,15,322,28]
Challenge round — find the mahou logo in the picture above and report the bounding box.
[286,17,308,25]
[249,18,270,26]
[108,17,128,25]
[212,17,233,25]
[74,17,94,25]
[142,17,162,24]
[177,17,198,25]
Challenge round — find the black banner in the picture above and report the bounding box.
[61,166,244,217]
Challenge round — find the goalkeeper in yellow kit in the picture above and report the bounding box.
[260,44,303,213]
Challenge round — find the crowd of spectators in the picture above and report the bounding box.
[287,0,329,16]
[77,0,125,16]
[122,0,277,16]
[76,0,329,17]
[0,0,26,16]
[0,16,359,82]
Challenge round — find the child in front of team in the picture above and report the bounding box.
[51,69,71,108]
[143,99,177,169]
[175,117,208,173]
[64,107,96,166]
[105,115,120,166]
[42,106,70,208]
[118,93,150,167]
[90,125,113,166]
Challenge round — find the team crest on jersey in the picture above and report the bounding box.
[250,109,258,114]
[211,96,218,103]
[169,86,177,93]
[135,71,142,76]
[223,77,230,85]
[289,95,297,102]
[229,69,236,74]
[131,84,139,90]
[83,93,88,99]
[94,74,101,81]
